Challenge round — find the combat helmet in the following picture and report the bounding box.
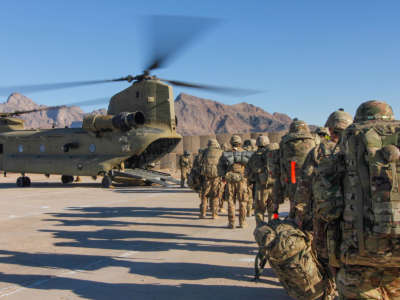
[230,134,242,147]
[325,108,353,131]
[315,127,330,137]
[289,118,310,134]
[256,135,270,147]
[266,142,279,151]
[183,150,190,156]
[354,100,394,122]
[207,139,220,148]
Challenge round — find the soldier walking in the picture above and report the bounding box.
[199,139,223,219]
[280,119,316,218]
[318,101,400,299]
[246,135,272,225]
[218,135,252,228]
[293,108,353,300]
[179,150,192,188]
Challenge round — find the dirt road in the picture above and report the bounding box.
[0,174,290,299]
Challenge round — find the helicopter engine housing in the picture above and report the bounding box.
[82,112,145,132]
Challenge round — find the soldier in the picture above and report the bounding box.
[246,135,273,225]
[319,101,400,299]
[293,108,353,300]
[187,149,204,193]
[243,139,257,217]
[264,142,283,220]
[314,126,330,141]
[199,139,223,218]
[218,134,252,228]
[243,139,257,151]
[178,150,192,188]
[280,119,316,218]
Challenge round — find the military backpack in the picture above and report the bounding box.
[336,121,400,267]
[201,147,223,179]
[254,219,328,300]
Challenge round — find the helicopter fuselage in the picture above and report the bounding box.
[0,125,180,176]
[0,79,182,179]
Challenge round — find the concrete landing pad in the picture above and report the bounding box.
[0,174,290,299]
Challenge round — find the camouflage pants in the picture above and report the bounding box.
[226,179,248,227]
[254,183,273,225]
[200,177,222,218]
[337,265,400,299]
[180,168,190,188]
[247,183,254,217]
[218,180,226,211]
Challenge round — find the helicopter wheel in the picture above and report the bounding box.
[17,176,31,187]
[61,175,74,184]
[101,175,113,188]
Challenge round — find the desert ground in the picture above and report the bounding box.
[0,173,290,300]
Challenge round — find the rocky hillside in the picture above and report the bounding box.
[0,93,106,129]
[174,93,291,136]
[0,93,292,134]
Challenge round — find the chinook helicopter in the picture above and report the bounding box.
[0,16,258,188]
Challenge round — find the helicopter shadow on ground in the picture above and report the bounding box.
[0,250,285,299]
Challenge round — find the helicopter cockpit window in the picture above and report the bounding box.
[40,145,45,153]
[18,145,23,153]
[0,144,3,154]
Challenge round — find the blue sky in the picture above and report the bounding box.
[0,0,399,125]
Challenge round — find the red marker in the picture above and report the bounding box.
[273,213,279,220]
[291,161,296,184]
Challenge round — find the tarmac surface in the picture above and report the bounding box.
[0,174,290,300]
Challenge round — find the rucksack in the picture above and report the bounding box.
[201,147,222,179]
[254,219,328,300]
[280,133,316,198]
[338,121,400,267]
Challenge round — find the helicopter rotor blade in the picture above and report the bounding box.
[144,15,220,73]
[158,78,262,96]
[0,77,136,97]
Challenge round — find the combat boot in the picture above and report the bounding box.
[199,203,207,219]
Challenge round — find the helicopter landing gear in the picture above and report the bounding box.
[101,175,113,188]
[61,175,74,184]
[16,176,31,187]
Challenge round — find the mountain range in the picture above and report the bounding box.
[0,92,291,134]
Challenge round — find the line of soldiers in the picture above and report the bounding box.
[181,99,400,299]
[255,100,399,299]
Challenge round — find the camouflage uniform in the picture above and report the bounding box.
[264,142,284,219]
[243,138,257,216]
[246,135,273,224]
[319,101,400,299]
[179,151,192,188]
[199,139,224,219]
[294,109,353,300]
[280,119,316,218]
[243,139,258,151]
[219,135,252,228]
[187,149,204,193]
